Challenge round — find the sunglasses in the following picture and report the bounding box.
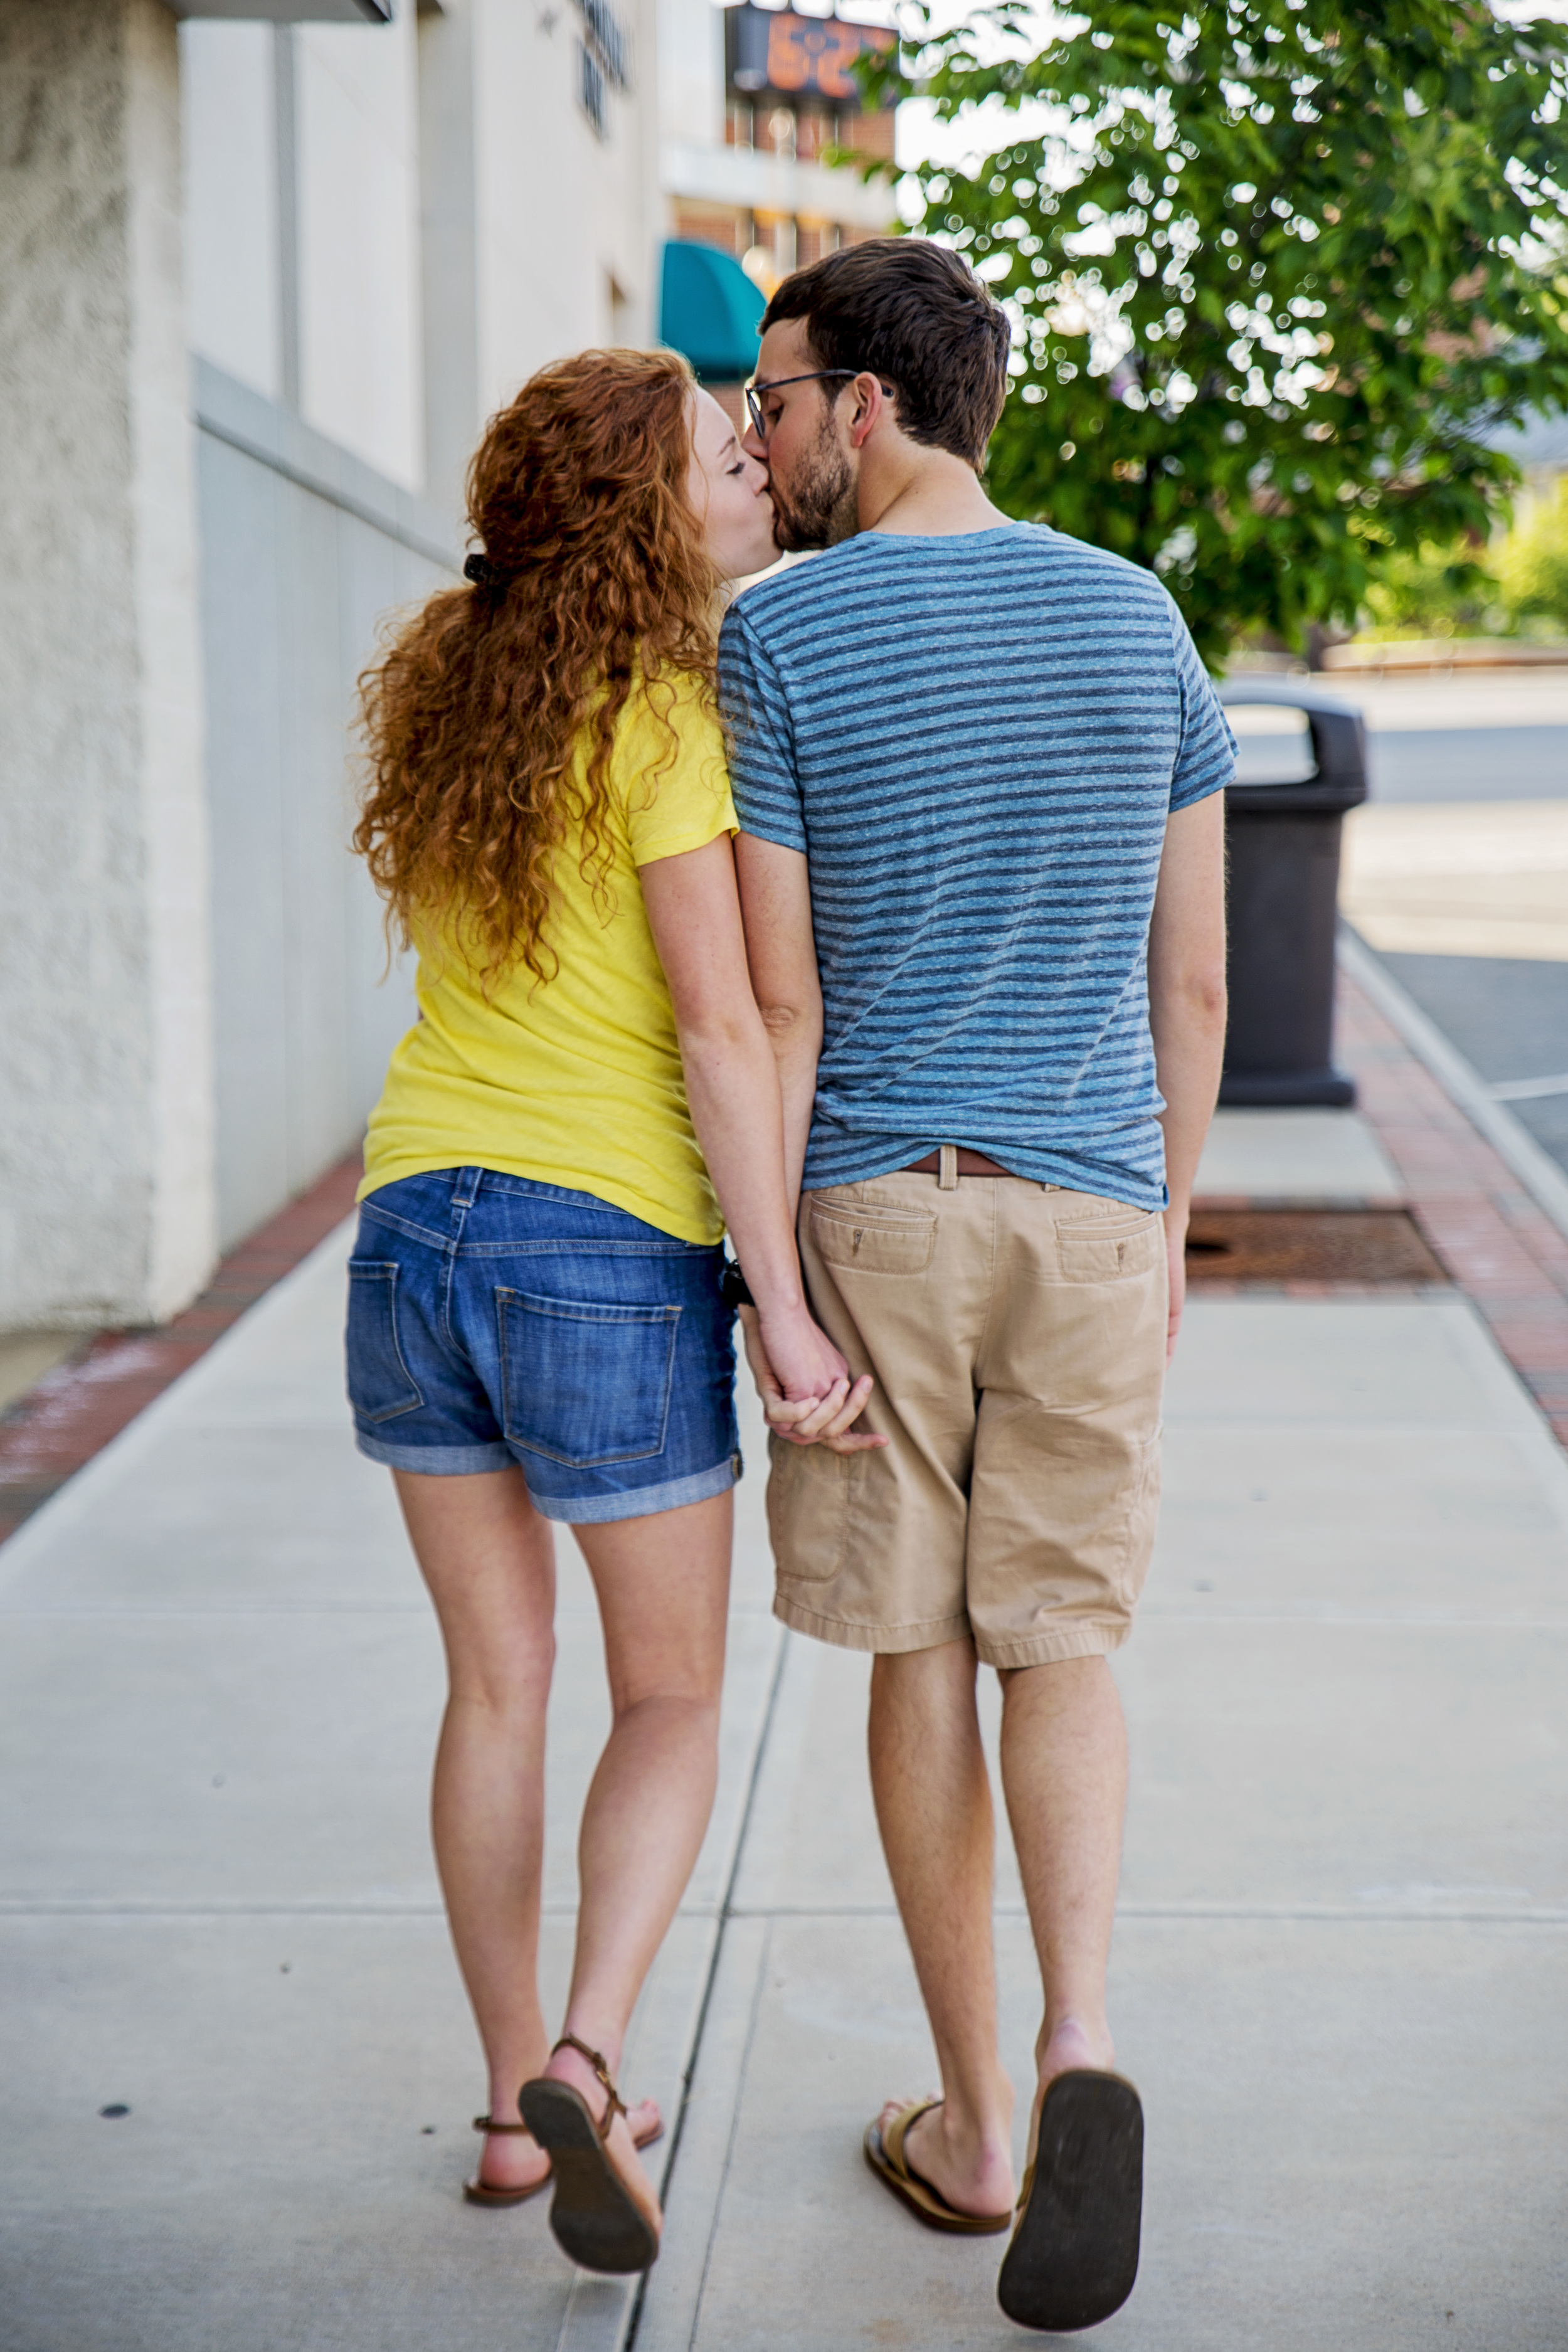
[744,370,895,442]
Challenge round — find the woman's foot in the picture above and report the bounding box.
[538,2037,663,2245]
[474,2092,662,2195]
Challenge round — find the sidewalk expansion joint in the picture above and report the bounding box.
[619,1629,790,2352]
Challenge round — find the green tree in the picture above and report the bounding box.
[1497,477,1568,629]
[866,2,1568,662]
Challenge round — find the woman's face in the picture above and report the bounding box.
[686,388,778,582]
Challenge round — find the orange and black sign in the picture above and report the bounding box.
[727,5,894,105]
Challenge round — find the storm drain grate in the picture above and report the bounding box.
[1185,1208,1448,1286]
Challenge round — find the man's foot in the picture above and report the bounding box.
[875,2087,1014,2222]
[1026,2015,1114,2171]
[474,2094,661,2196]
[997,2069,1143,2333]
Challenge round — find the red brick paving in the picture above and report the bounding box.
[1337,972,1568,1453]
[0,1153,363,1547]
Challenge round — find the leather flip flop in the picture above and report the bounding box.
[519,2032,660,2275]
[864,2097,1013,2235]
[996,2070,1143,2333]
[464,2106,664,2208]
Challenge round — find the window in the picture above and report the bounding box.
[578,38,607,136]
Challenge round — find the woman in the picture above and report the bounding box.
[347,351,867,2275]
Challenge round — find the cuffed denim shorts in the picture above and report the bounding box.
[345,1167,740,1524]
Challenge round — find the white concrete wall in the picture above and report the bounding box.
[470,0,662,418]
[0,0,677,1333]
[658,0,724,157]
[0,0,215,1330]
[192,364,442,1251]
[295,11,423,488]
[181,11,423,490]
[416,0,480,515]
[180,21,281,400]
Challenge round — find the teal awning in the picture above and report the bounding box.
[659,241,765,384]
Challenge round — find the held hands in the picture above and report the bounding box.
[739,1305,887,1454]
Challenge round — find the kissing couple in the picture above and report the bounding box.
[347,235,1231,2332]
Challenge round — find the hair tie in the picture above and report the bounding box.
[464,551,504,589]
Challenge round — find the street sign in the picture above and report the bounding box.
[727,6,893,103]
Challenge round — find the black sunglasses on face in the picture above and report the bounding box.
[744,370,894,440]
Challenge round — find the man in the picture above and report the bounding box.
[719,237,1232,2333]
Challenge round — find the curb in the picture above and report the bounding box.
[1338,928,1568,1248]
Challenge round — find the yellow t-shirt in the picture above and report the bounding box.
[361,672,736,1244]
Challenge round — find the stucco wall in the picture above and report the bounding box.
[0,0,214,1330]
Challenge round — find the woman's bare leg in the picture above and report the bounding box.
[392,1465,657,2192]
[535,1485,733,2236]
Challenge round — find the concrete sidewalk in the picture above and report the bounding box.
[4,1208,1568,2347]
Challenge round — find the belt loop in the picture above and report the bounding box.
[938,1145,958,1191]
[452,1166,483,1209]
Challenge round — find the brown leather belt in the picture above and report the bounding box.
[906,1148,1016,1179]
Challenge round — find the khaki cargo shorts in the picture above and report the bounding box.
[768,1168,1168,1669]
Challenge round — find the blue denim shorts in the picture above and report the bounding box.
[345,1168,739,1524]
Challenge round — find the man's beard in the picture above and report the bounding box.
[768,414,857,552]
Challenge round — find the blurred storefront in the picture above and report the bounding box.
[664,3,898,292]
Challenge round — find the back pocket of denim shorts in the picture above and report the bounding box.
[496,1288,680,1468]
[346,1261,423,1422]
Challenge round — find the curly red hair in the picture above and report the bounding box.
[354,347,718,985]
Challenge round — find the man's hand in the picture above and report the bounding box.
[739,1307,887,1452]
[1164,1207,1188,1363]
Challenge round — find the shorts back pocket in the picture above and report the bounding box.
[497,1288,680,1468]
[1056,1211,1163,1284]
[808,1205,936,1276]
[346,1261,424,1422]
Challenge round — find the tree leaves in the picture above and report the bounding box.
[873,0,1568,660]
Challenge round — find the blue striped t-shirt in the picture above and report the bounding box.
[718,521,1236,1209]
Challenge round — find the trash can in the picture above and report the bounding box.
[1217,682,1369,1108]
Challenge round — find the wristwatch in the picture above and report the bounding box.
[719,1258,755,1311]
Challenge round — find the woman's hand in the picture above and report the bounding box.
[739,1308,887,1452]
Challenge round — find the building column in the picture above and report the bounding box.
[416,0,480,522]
[0,0,216,1328]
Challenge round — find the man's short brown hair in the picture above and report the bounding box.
[761,238,1011,469]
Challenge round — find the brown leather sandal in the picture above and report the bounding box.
[464,2095,665,2208]
[518,2032,660,2274]
[464,2116,547,2208]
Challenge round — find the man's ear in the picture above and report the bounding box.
[846,371,892,451]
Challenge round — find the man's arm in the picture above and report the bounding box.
[1147,792,1228,1360]
[733,832,823,1222]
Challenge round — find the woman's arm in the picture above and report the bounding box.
[733,833,822,1222]
[640,832,870,1422]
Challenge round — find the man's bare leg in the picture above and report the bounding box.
[867,1639,1015,2219]
[998,1654,1128,2166]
